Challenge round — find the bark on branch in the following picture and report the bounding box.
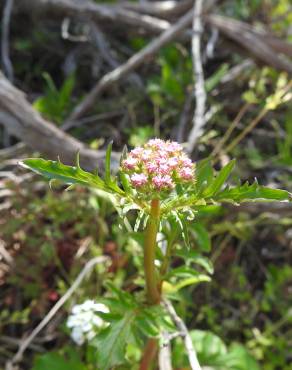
[0,72,120,171]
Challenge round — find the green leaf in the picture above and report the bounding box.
[172,275,211,292]
[216,344,260,370]
[175,250,214,274]
[20,158,105,189]
[174,330,260,369]
[32,350,86,370]
[195,159,214,194]
[203,160,236,197]
[214,181,291,203]
[205,64,229,92]
[166,266,203,279]
[104,142,125,194]
[105,141,113,185]
[190,330,227,360]
[95,312,135,370]
[191,222,211,252]
[173,212,190,249]
[59,73,75,111]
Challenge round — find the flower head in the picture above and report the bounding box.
[67,300,109,345]
[121,139,195,195]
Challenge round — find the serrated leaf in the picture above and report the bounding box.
[166,266,202,279]
[195,159,214,194]
[165,275,211,292]
[191,223,211,252]
[20,157,124,196]
[120,172,132,194]
[203,159,236,197]
[32,350,86,370]
[173,212,190,249]
[135,315,160,337]
[21,158,105,189]
[95,312,135,370]
[105,141,113,185]
[214,181,291,203]
[176,250,214,274]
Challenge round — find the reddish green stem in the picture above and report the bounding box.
[144,198,161,305]
[139,199,161,370]
[139,338,158,370]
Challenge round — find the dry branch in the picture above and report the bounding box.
[187,0,207,153]
[68,10,194,121]
[163,299,202,370]
[16,0,292,75]
[206,14,292,75]
[0,72,120,171]
[1,0,14,82]
[17,0,171,35]
[122,0,193,18]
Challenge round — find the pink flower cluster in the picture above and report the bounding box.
[121,139,195,192]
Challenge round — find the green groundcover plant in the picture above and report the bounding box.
[20,139,291,370]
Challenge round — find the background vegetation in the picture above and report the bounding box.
[0,0,291,369]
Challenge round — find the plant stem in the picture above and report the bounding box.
[144,198,161,305]
[139,338,158,370]
[140,199,161,370]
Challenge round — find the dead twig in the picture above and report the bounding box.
[0,240,13,266]
[187,0,207,153]
[61,17,90,42]
[163,299,202,370]
[18,0,171,35]
[0,73,120,171]
[159,331,173,370]
[206,14,292,74]
[7,256,109,367]
[1,0,14,82]
[67,10,194,122]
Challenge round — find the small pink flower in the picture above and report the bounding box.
[179,168,194,180]
[168,157,179,168]
[165,141,182,153]
[159,164,171,175]
[156,157,167,166]
[130,173,148,187]
[152,175,174,189]
[181,157,193,167]
[145,162,158,174]
[131,147,144,157]
[121,139,195,194]
[123,157,138,170]
[141,150,152,161]
[147,139,164,149]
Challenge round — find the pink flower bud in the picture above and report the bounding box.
[121,139,195,195]
[145,162,158,174]
[179,168,194,180]
[130,173,148,187]
[123,157,138,170]
[152,175,174,190]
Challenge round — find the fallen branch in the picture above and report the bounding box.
[187,0,207,153]
[206,14,292,74]
[1,0,14,82]
[7,256,108,367]
[0,72,120,171]
[163,299,202,370]
[68,10,194,122]
[17,0,171,35]
[159,331,173,370]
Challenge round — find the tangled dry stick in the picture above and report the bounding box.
[0,73,120,171]
[6,256,109,369]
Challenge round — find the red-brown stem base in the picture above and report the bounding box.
[139,338,158,370]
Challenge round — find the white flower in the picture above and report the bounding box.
[67,300,109,345]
